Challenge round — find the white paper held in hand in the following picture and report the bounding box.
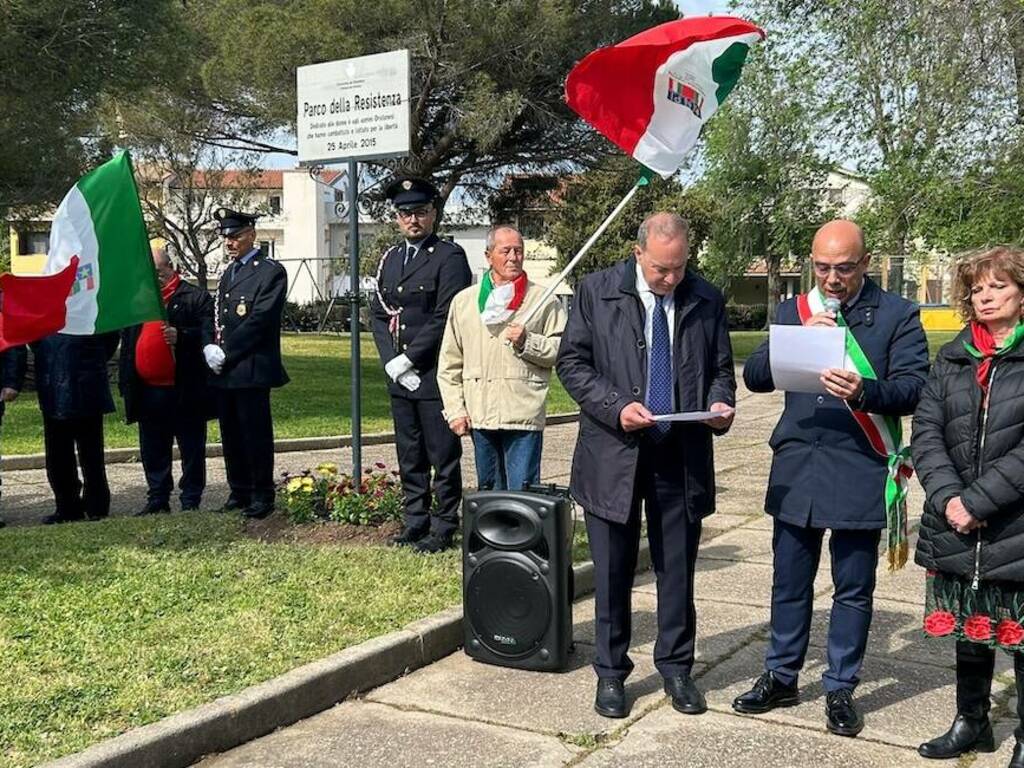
[768,324,847,394]
[651,407,735,423]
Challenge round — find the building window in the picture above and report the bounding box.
[269,195,281,214]
[259,240,275,258]
[19,231,49,255]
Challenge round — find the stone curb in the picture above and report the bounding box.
[41,539,650,768]
[1,412,580,472]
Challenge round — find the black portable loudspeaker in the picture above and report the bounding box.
[462,488,573,671]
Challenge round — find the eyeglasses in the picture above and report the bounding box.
[396,207,432,220]
[811,255,866,278]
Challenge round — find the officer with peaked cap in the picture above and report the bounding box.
[203,207,289,519]
[370,176,472,553]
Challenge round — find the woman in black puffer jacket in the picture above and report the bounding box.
[913,246,1024,766]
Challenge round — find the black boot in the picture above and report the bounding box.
[919,641,995,759]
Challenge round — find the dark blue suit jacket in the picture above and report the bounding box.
[742,278,929,529]
[370,233,472,401]
[557,258,736,523]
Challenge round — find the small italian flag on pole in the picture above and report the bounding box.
[566,16,765,178]
[43,150,163,334]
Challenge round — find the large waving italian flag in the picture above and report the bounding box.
[566,16,765,177]
[43,151,163,334]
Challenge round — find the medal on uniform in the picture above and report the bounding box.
[237,299,247,317]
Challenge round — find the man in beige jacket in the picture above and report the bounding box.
[438,225,567,491]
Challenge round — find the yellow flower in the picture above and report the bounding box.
[316,462,338,476]
[287,477,303,493]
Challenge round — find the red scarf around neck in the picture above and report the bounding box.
[967,320,1024,392]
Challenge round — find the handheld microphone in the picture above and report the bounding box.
[823,297,841,316]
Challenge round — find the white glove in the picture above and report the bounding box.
[203,344,226,374]
[397,370,421,392]
[384,353,414,382]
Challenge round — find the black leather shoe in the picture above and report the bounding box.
[134,501,170,517]
[413,533,455,554]
[222,496,249,513]
[664,674,707,715]
[594,678,628,719]
[242,502,274,520]
[826,689,864,737]
[917,714,994,759]
[1010,738,1024,768]
[390,526,428,547]
[733,671,799,714]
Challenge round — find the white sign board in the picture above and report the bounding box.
[296,50,410,165]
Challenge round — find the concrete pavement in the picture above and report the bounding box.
[175,377,1024,768]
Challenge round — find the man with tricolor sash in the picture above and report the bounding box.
[437,225,566,492]
[734,220,929,737]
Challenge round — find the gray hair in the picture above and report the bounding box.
[637,212,690,250]
[151,243,171,268]
[485,224,522,252]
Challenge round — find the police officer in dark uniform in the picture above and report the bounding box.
[203,208,289,520]
[371,177,472,553]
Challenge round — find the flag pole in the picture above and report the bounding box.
[516,172,650,327]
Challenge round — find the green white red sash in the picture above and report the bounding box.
[796,288,912,571]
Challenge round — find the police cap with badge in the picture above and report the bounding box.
[384,176,439,211]
[214,207,259,236]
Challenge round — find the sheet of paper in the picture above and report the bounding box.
[768,324,847,394]
[651,408,734,423]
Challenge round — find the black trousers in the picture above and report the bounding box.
[137,385,208,508]
[218,387,274,506]
[390,395,462,537]
[43,413,110,520]
[765,520,881,692]
[586,440,702,680]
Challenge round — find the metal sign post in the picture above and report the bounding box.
[296,50,411,483]
[348,159,361,480]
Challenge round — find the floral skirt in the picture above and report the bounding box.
[924,570,1024,652]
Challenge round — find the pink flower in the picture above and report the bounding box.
[923,610,956,637]
[963,614,994,642]
[996,619,1024,647]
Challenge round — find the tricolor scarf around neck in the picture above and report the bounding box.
[478,271,528,325]
[964,321,1024,393]
[796,286,913,571]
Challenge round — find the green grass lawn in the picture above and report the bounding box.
[0,512,591,768]
[0,330,958,455]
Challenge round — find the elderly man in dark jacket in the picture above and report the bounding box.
[32,332,120,523]
[735,220,929,738]
[557,212,736,720]
[119,246,215,514]
[0,347,27,527]
[203,208,289,521]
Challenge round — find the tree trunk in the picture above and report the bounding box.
[766,252,783,326]
[196,255,208,292]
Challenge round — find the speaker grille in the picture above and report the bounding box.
[466,556,551,658]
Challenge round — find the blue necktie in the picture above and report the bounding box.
[646,294,672,441]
